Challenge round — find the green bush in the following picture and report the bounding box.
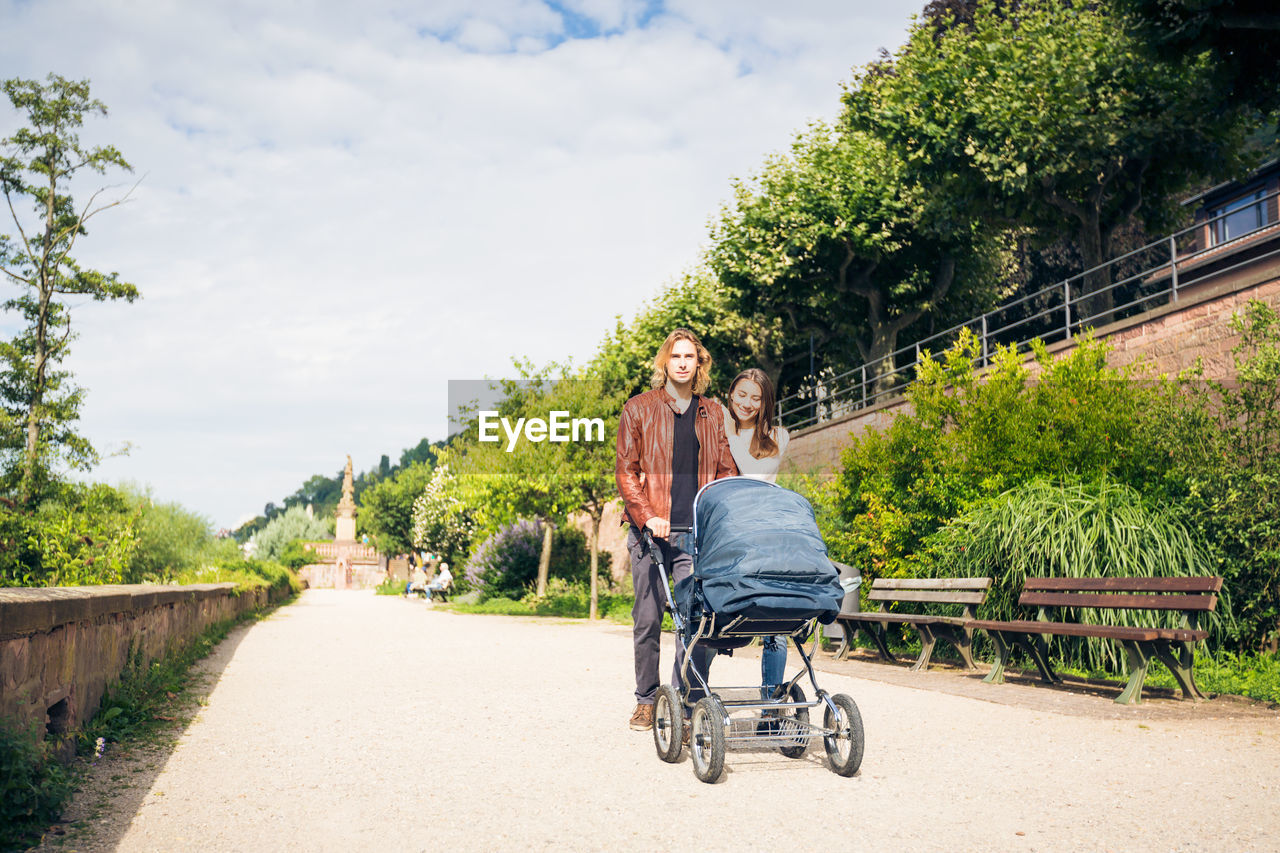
[277,539,316,571]
[1151,300,1280,652]
[168,557,301,597]
[0,482,139,587]
[0,722,73,851]
[251,505,329,564]
[374,575,405,596]
[449,578,634,621]
[827,300,1280,654]
[829,331,1170,578]
[925,477,1222,670]
[463,519,606,601]
[121,485,220,583]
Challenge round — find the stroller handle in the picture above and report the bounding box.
[637,524,690,550]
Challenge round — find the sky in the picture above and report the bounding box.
[1,0,924,530]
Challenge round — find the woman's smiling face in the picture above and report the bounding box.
[730,379,762,426]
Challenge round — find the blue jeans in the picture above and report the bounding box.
[762,635,787,698]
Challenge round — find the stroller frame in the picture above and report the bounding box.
[639,477,864,783]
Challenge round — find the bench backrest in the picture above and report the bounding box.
[868,577,992,611]
[1018,577,1222,613]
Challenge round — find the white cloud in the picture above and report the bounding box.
[1,0,922,527]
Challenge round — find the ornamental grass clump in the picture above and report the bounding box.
[925,477,1225,671]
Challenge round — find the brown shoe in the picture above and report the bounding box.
[629,704,654,731]
[681,723,691,747]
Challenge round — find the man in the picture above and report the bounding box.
[424,562,452,602]
[616,328,738,731]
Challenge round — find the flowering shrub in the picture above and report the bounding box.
[410,464,475,566]
[463,520,605,600]
[465,518,544,600]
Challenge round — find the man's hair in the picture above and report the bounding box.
[650,327,712,394]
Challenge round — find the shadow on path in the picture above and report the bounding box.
[31,604,283,852]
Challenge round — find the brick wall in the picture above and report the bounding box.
[785,262,1280,478]
[0,583,289,747]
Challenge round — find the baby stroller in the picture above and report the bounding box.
[640,476,865,783]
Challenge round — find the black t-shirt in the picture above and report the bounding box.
[668,395,700,530]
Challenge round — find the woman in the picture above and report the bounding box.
[722,368,791,699]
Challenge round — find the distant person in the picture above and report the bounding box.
[405,560,427,598]
[424,562,453,602]
[722,368,791,700]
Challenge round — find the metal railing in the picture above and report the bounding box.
[778,189,1280,432]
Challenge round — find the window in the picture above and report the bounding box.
[1209,189,1270,245]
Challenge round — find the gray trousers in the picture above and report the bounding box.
[628,527,713,705]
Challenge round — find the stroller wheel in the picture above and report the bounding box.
[823,693,864,777]
[689,697,727,783]
[652,685,683,763]
[777,683,810,759]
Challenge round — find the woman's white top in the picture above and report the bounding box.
[723,409,790,482]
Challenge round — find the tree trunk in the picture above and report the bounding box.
[22,178,57,505]
[854,259,954,401]
[588,511,601,621]
[861,329,903,401]
[535,519,553,598]
[1077,215,1114,328]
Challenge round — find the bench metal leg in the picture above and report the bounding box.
[1015,634,1061,685]
[911,624,937,671]
[953,627,978,670]
[983,632,1061,686]
[832,622,851,661]
[908,623,978,671]
[1151,640,1206,701]
[982,632,1011,684]
[859,621,898,664]
[1116,640,1153,705]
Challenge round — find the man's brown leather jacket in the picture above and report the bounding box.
[615,388,738,530]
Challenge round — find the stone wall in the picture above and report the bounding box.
[784,260,1280,477]
[0,583,288,742]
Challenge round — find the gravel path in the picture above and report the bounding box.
[40,590,1280,852]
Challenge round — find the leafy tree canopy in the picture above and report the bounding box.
[708,120,1011,391]
[848,0,1257,317]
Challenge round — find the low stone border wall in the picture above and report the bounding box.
[0,583,289,738]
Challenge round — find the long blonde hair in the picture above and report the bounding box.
[650,328,712,394]
[727,368,779,459]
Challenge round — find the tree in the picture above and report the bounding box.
[708,121,1009,396]
[590,268,771,399]
[410,453,476,568]
[251,504,330,563]
[1113,0,1280,117]
[850,0,1252,323]
[451,365,623,613]
[359,459,437,556]
[0,75,139,502]
[531,375,624,619]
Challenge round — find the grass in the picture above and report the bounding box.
[1057,649,1280,704]
[373,576,405,596]
[448,586,636,623]
[850,622,1280,704]
[0,722,74,852]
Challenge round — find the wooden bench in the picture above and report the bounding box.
[969,576,1223,705]
[834,577,992,671]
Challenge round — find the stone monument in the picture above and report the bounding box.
[297,455,387,590]
[335,455,357,542]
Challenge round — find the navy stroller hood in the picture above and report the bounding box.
[687,477,843,623]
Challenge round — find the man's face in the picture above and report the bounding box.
[666,339,698,387]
